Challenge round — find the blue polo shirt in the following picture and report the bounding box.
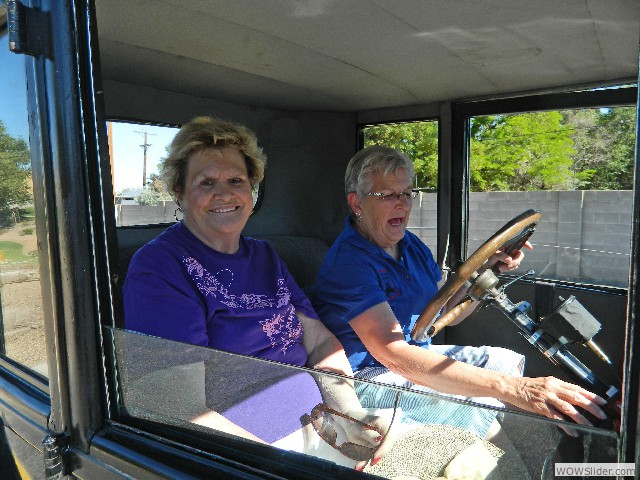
[313,217,442,372]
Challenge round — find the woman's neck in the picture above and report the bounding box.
[384,243,400,260]
[353,221,400,260]
[182,219,241,254]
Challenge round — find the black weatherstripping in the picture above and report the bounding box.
[78,422,369,480]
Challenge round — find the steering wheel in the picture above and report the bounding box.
[411,209,541,342]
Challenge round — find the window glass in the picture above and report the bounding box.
[362,120,438,254]
[111,327,618,478]
[0,29,47,375]
[109,120,265,226]
[108,121,180,226]
[468,106,636,288]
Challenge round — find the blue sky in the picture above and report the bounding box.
[0,34,30,141]
[110,122,178,193]
[2,32,177,194]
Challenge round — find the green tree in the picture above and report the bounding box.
[470,112,576,191]
[363,121,438,191]
[562,107,636,190]
[561,109,600,189]
[586,107,635,190]
[362,106,635,193]
[0,121,31,225]
[135,170,172,206]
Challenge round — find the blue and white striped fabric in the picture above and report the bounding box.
[354,344,525,439]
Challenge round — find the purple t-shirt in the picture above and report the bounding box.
[123,222,319,367]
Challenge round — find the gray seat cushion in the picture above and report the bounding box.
[256,235,329,290]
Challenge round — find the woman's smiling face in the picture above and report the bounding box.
[349,167,414,250]
[177,146,253,253]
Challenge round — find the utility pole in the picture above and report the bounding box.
[134,130,156,186]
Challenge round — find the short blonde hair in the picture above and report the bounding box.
[162,116,266,197]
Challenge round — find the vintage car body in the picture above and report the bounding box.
[0,1,639,478]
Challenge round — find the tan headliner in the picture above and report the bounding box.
[96,0,640,112]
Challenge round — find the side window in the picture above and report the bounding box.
[0,27,47,375]
[361,120,439,254]
[109,120,266,226]
[467,104,637,287]
[108,121,179,226]
[110,327,619,476]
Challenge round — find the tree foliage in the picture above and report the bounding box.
[135,173,173,206]
[362,106,636,192]
[363,121,438,191]
[0,121,31,224]
[564,107,636,190]
[470,112,576,191]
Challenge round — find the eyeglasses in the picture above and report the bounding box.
[366,190,418,202]
[300,392,399,462]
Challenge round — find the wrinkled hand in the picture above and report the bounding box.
[338,407,399,471]
[513,376,607,432]
[487,240,533,273]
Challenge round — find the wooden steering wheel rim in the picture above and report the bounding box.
[411,209,541,342]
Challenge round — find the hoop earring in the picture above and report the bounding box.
[174,207,184,222]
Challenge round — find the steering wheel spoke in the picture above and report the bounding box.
[411,209,541,342]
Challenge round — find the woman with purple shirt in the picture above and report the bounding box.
[123,116,393,469]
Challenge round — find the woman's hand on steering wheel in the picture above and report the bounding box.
[412,210,541,341]
[486,240,534,273]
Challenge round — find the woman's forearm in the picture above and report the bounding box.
[382,341,513,400]
[299,313,364,412]
[191,410,268,443]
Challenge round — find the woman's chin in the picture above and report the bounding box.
[387,222,406,234]
[384,230,405,245]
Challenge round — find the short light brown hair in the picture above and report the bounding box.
[162,116,266,197]
[345,145,415,197]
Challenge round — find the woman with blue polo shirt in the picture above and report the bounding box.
[312,145,607,440]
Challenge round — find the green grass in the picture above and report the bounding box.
[0,241,37,264]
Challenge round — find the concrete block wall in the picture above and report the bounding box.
[406,192,438,251]
[117,191,633,288]
[408,190,632,288]
[116,201,179,226]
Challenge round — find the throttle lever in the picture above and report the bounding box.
[499,269,535,293]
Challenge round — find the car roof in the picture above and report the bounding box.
[95,0,640,112]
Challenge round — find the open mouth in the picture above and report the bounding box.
[388,217,404,227]
[210,206,240,213]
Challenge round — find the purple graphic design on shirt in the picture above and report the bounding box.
[275,279,291,308]
[259,305,304,354]
[184,256,303,354]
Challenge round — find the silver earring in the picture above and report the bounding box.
[174,206,184,222]
[356,212,362,222]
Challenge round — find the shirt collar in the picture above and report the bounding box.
[342,216,409,260]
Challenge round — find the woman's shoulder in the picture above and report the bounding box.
[241,236,279,257]
[325,233,369,264]
[128,225,190,272]
[317,236,379,288]
[239,236,286,268]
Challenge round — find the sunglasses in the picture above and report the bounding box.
[300,391,399,462]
